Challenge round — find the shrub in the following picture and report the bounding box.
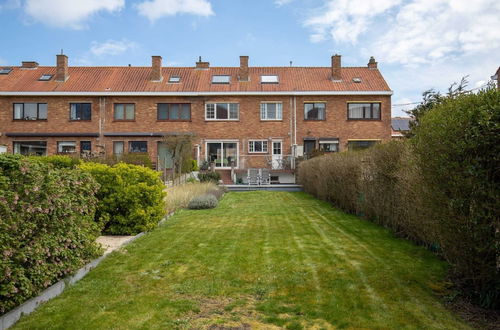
[0,154,101,314]
[85,153,153,168]
[165,182,219,213]
[298,87,500,308]
[186,177,198,184]
[188,194,218,210]
[191,159,199,171]
[198,171,221,183]
[79,162,166,235]
[32,154,81,169]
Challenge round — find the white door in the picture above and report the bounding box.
[272,141,282,169]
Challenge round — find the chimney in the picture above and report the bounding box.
[238,55,249,82]
[21,61,39,69]
[150,55,163,82]
[195,56,210,69]
[55,54,69,82]
[331,54,341,81]
[368,56,378,69]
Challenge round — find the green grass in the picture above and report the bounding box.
[13,192,469,329]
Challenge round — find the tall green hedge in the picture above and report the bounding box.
[298,88,499,308]
[0,155,102,314]
[79,162,166,235]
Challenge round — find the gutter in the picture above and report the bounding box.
[0,91,394,96]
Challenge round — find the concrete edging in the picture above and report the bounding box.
[0,226,154,330]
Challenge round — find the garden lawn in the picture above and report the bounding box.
[13,192,469,329]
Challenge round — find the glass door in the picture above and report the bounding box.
[207,142,238,168]
[272,140,282,169]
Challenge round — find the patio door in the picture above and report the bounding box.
[157,142,174,171]
[206,141,238,168]
[272,140,282,169]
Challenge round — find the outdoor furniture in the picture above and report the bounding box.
[260,168,271,185]
[247,168,260,185]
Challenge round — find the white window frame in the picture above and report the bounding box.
[260,102,282,121]
[57,141,77,153]
[248,140,268,153]
[205,103,239,121]
[205,140,239,169]
[261,75,279,84]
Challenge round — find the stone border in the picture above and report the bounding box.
[0,232,147,330]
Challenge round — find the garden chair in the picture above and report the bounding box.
[247,168,260,185]
[260,168,271,185]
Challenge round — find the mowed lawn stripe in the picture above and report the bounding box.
[13,191,469,329]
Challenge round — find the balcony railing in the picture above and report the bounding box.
[236,154,295,171]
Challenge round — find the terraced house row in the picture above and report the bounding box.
[0,54,392,183]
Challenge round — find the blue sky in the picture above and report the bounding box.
[0,0,499,116]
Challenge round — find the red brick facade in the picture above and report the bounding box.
[0,54,392,175]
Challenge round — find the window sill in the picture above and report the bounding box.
[157,120,192,122]
[347,118,382,121]
[205,119,240,122]
[260,119,283,122]
[304,119,326,121]
[13,119,47,121]
[69,119,92,122]
[113,120,136,122]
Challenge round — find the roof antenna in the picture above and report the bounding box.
[198,56,202,62]
[290,61,293,67]
[60,49,64,55]
[128,64,131,67]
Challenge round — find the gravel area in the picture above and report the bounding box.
[96,236,134,254]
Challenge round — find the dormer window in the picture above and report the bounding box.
[168,75,181,83]
[0,68,12,75]
[261,75,279,84]
[212,75,230,84]
[39,74,53,81]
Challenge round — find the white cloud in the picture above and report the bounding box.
[90,39,137,57]
[304,0,401,44]
[136,0,214,22]
[275,0,294,6]
[0,0,21,11]
[304,0,500,65]
[23,0,124,29]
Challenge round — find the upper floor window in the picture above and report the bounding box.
[261,75,279,84]
[70,103,91,121]
[114,103,135,121]
[348,103,381,120]
[158,104,191,121]
[129,141,147,153]
[304,102,325,120]
[205,103,239,120]
[248,140,268,153]
[13,103,47,120]
[211,75,230,84]
[260,102,282,120]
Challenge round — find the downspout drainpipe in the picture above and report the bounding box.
[293,96,297,183]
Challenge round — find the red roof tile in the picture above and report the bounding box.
[0,66,391,93]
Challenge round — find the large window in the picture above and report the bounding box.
[129,141,148,153]
[348,140,379,151]
[57,141,76,153]
[70,103,91,121]
[348,103,381,120]
[158,104,191,120]
[205,103,239,120]
[248,140,268,153]
[13,103,47,120]
[304,103,325,120]
[260,103,282,120]
[114,104,135,120]
[13,141,47,156]
[207,142,238,168]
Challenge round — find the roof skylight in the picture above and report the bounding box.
[352,77,362,83]
[212,75,230,84]
[39,74,53,81]
[261,75,279,84]
[0,68,13,75]
[168,75,181,83]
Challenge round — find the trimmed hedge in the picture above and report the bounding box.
[0,154,102,314]
[79,162,166,235]
[298,88,499,308]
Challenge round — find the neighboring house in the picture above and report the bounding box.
[491,66,500,89]
[0,54,392,183]
[391,117,411,138]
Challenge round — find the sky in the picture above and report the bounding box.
[0,0,499,116]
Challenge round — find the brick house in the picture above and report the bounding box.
[0,54,392,183]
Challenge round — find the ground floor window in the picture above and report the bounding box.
[248,140,268,153]
[13,141,47,156]
[348,140,379,151]
[319,139,339,152]
[207,142,238,168]
[80,141,91,154]
[57,141,76,153]
[129,141,147,153]
[113,141,124,155]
